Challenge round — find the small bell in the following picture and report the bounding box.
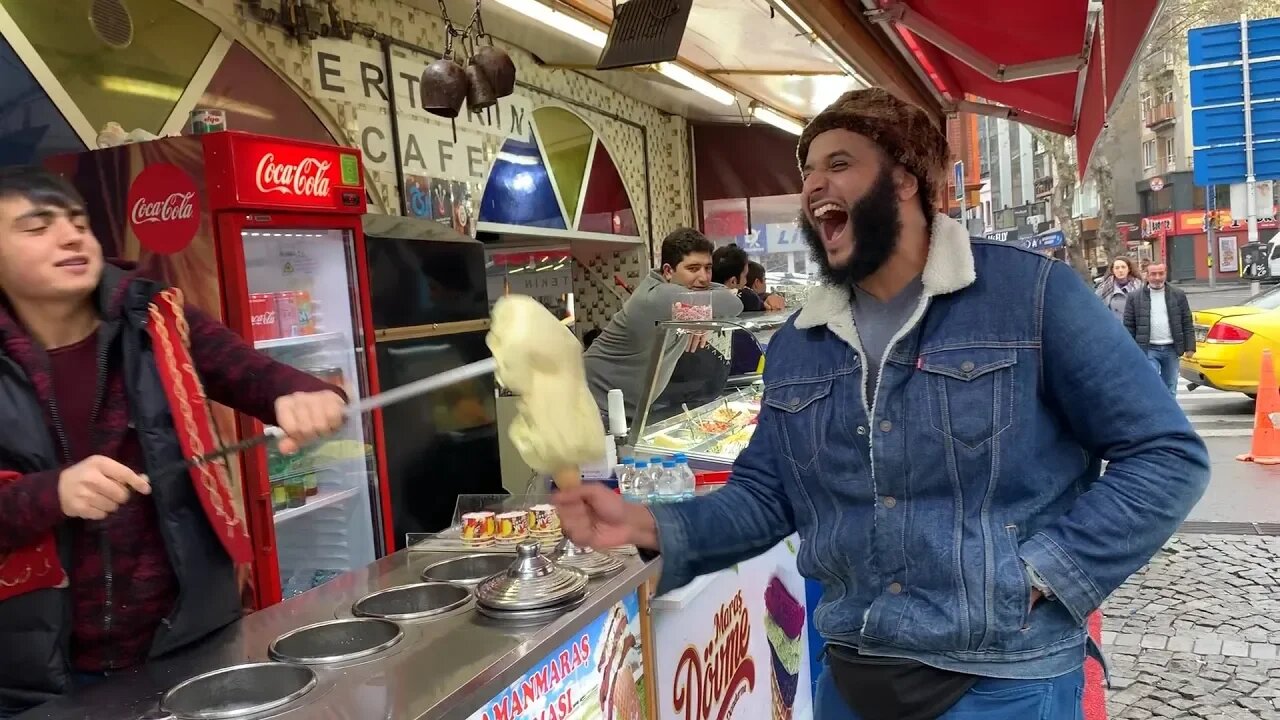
[421,58,468,118]
[465,60,497,111]
[473,45,516,98]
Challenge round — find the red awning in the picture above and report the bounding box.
[867,0,1159,175]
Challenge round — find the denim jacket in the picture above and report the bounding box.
[649,215,1210,679]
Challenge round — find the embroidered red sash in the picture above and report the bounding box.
[0,471,67,599]
[145,288,253,567]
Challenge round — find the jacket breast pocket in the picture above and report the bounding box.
[763,378,833,472]
[921,347,1017,450]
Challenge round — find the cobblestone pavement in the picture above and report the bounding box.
[1103,534,1280,719]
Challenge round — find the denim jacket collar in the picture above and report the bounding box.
[793,214,977,350]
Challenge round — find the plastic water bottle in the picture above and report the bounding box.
[617,457,638,501]
[632,460,652,501]
[656,460,681,502]
[673,454,697,500]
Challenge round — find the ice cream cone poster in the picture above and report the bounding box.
[465,592,647,720]
[654,536,812,720]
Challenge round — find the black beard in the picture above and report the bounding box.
[800,165,902,289]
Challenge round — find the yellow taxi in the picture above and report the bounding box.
[1181,286,1280,397]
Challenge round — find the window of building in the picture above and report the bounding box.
[1143,140,1155,168]
[1164,137,1175,168]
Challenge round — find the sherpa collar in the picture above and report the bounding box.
[794,214,976,346]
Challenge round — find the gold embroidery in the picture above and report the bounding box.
[147,290,248,542]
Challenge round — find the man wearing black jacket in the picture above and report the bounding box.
[1124,263,1195,395]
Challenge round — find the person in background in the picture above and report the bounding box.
[1095,256,1142,322]
[747,260,786,311]
[711,245,765,375]
[0,167,347,717]
[555,88,1208,720]
[583,228,743,425]
[1124,263,1195,396]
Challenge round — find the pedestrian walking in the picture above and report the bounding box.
[1096,256,1143,322]
[554,88,1209,720]
[1124,263,1196,396]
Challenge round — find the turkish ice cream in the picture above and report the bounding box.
[487,296,605,475]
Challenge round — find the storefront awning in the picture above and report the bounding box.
[865,0,1159,175]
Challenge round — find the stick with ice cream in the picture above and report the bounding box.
[486,295,604,489]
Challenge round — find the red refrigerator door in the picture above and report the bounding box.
[216,212,389,606]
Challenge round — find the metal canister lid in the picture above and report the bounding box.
[550,537,624,579]
[474,541,588,610]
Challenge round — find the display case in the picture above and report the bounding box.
[627,312,788,468]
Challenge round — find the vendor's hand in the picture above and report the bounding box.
[1030,587,1043,608]
[274,390,346,455]
[58,455,150,520]
[554,483,658,551]
[764,294,785,311]
[686,332,707,353]
[1183,351,1195,359]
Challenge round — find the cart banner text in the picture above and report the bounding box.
[465,592,647,720]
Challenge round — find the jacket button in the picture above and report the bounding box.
[879,420,892,432]
[883,496,897,509]
[960,360,975,373]
[856,426,867,435]
[789,398,800,408]
[888,582,903,594]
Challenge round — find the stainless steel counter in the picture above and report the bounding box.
[18,546,659,720]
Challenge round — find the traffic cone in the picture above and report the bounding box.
[1237,349,1280,465]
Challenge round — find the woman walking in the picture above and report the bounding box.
[1097,256,1143,322]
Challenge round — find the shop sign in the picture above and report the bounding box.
[464,595,644,720]
[310,38,532,186]
[751,222,805,254]
[224,135,362,211]
[1141,214,1175,238]
[985,228,1017,243]
[653,537,811,720]
[1024,229,1065,250]
[127,163,201,255]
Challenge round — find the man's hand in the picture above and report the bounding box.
[686,332,708,353]
[1183,351,1195,359]
[58,456,151,520]
[554,483,658,551]
[763,294,785,312]
[274,390,346,455]
[1030,587,1043,608]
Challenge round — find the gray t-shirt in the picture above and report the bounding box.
[852,276,924,398]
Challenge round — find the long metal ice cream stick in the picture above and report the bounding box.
[154,357,499,477]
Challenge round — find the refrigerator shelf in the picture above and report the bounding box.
[274,486,361,523]
[255,331,344,351]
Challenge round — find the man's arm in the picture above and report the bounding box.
[635,281,745,327]
[185,306,344,423]
[1022,262,1209,624]
[1180,290,1196,352]
[645,401,795,594]
[1123,291,1138,338]
[0,469,63,553]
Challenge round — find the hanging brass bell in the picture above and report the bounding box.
[465,60,498,111]
[421,58,468,118]
[473,45,516,98]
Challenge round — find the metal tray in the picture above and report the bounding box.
[268,617,403,664]
[352,582,471,621]
[155,662,316,720]
[421,553,516,586]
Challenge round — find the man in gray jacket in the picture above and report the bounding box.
[584,228,743,424]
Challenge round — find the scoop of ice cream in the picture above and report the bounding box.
[765,576,805,639]
[487,296,604,473]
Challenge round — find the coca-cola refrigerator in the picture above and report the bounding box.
[46,131,391,608]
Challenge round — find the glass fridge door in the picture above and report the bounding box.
[241,227,379,599]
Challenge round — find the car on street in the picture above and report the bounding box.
[1181,285,1280,398]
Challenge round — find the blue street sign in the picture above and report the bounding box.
[1189,17,1280,186]
[740,227,766,254]
[1024,229,1065,251]
[953,161,964,201]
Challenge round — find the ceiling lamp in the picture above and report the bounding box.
[751,104,805,135]
[657,63,735,105]
[490,0,608,47]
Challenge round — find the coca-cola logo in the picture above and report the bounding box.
[255,153,332,198]
[251,310,275,326]
[126,163,201,255]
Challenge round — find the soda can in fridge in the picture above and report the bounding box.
[275,291,302,338]
[248,293,280,342]
[291,290,317,334]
